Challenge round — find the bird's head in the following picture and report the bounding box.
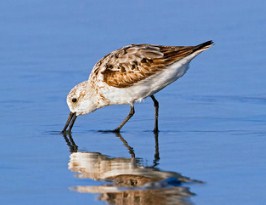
[62,81,98,133]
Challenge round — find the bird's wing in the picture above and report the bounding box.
[94,41,212,88]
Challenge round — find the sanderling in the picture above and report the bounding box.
[62,41,213,133]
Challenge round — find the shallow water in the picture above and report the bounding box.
[1,1,266,204]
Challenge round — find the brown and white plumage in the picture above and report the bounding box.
[62,41,213,133]
[97,42,211,88]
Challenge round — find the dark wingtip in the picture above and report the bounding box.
[204,40,214,45]
[199,40,214,48]
[193,40,214,52]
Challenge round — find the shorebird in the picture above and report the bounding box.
[62,40,213,133]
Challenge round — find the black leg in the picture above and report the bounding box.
[113,105,135,132]
[150,95,159,132]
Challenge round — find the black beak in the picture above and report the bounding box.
[61,112,77,133]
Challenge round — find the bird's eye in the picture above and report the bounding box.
[72,98,77,103]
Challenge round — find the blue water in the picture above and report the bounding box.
[1,1,266,204]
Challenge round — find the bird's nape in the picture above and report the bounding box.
[62,112,77,133]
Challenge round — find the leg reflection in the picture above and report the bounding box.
[114,132,135,158]
[153,131,160,167]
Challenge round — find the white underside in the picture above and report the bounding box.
[99,51,203,105]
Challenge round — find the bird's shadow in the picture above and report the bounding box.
[61,131,203,205]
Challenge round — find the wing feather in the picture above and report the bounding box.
[95,41,212,88]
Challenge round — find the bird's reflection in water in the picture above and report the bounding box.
[63,132,202,205]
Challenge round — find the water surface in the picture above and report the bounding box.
[1,1,266,204]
